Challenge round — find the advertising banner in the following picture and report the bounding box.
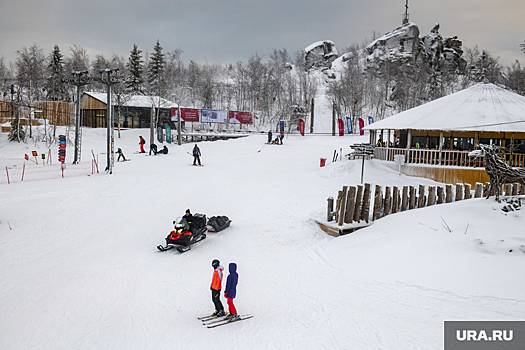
[346,117,353,134]
[359,118,365,136]
[229,111,253,124]
[171,108,200,122]
[202,109,228,123]
[338,118,344,136]
[279,120,285,133]
[299,119,305,136]
[368,116,374,125]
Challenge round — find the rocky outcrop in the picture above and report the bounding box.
[303,40,339,71]
[365,23,420,61]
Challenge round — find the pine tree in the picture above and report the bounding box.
[147,40,166,96]
[126,44,144,93]
[8,117,25,142]
[46,45,67,101]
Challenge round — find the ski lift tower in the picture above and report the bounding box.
[67,71,90,164]
[402,0,409,24]
[99,68,120,174]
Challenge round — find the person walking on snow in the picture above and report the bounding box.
[193,144,201,166]
[267,130,272,144]
[210,259,225,316]
[139,136,146,153]
[224,263,240,321]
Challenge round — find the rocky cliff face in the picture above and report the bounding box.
[303,40,339,71]
[365,22,466,72]
[365,22,420,60]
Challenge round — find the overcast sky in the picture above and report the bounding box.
[1,0,523,68]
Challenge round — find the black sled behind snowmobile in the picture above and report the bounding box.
[157,213,207,253]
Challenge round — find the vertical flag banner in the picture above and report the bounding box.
[346,117,353,134]
[368,116,374,125]
[279,120,285,133]
[338,118,344,136]
[359,118,365,136]
[165,124,172,144]
[299,119,305,136]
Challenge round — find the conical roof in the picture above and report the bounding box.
[364,83,525,133]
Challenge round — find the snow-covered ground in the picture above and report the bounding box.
[1,128,524,349]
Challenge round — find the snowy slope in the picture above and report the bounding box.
[1,128,524,349]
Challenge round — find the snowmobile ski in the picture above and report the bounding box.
[206,315,253,328]
[157,245,174,252]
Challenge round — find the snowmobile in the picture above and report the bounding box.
[157,213,207,253]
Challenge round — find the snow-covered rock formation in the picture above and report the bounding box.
[365,22,420,61]
[303,40,339,71]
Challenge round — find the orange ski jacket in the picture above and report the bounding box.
[211,265,224,290]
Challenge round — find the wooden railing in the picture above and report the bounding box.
[374,147,498,168]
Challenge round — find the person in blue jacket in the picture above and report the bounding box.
[224,262,239,321]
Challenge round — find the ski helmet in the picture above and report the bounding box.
[212,259,220,269]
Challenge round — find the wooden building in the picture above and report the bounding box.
[364,83,525,186]
[81,92,177,129]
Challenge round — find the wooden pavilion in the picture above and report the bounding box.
[364,83,525,186]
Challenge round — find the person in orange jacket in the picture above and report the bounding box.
[210,259,225,317]
[139,136,146,153]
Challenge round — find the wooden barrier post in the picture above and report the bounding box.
[21,163,26,181]
[505,184,512,196]
[354,185,364,222]
[338,186,348,226]
[512,183,519,196]
[372,185,382,221]
[401,186,408,211]
[344,186,356,224]
[437,186,444,204]
[5,167,10,184]
[418,185,426,208]
[327,197,334,221]
[335,190,343,223]
[409,186,416,209]
[428,186,436,206]
[384,186,391,217]
[446,184,453,203]
[392,186,399,214]
[464,183,471,199]
[456,183,464,201]
[474,183,483,198]
[360,183,371,223]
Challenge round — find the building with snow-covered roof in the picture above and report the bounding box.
[364,83,525,186]
[81,92,177,129]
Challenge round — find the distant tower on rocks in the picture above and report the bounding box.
[402,0,409,24]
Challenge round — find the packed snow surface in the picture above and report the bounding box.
[1,129,524,349]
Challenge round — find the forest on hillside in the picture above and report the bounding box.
[1,33,524,132]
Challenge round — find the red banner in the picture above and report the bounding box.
[171,108,200,122]
[338,119,344,136]
[229,111,253,124]
[299,119,305,136]
[359,118,365,136]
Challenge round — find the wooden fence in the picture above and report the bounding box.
[323,182,522,236]
[374,147,525,168]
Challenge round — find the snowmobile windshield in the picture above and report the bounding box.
[174,217,190,231]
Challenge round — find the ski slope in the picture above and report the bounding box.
[1,129,524,349]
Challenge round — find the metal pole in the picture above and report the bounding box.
[361,156,365,184]
[106,82,111,173]
[177,105,182,145]
[73,78,81,164]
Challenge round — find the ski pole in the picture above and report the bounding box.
[257,144,266,153]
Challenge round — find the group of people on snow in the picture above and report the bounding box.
[210,259,239,321]
[268,130,284,145]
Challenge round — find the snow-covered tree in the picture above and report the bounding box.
[45,45,68,101]
[126,44,144,94]
[147,40,166,96]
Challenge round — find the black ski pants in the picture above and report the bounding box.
[211,288,224,312]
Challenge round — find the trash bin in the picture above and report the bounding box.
[320,158,327,167]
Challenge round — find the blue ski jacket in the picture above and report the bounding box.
[224,263,238,299]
